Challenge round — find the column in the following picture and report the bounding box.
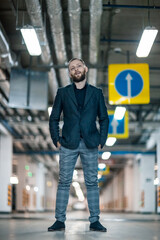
[16,155,27,211]
[0,125,12,212]
[123,159,134,211]
[140,154,155,213]
[157,139,160,213]
[133,155,141,212]
[36,162,46,211]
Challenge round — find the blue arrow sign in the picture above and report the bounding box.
[115,70,143,98]
[109,115,125,134]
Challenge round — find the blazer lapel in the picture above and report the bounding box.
[67,83,78,106]
[83,83,94,107]
[67,82,94,108]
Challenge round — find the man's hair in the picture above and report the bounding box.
[68,58,86,69]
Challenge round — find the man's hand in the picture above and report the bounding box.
[57,141,61,149]
[98,144,101,150]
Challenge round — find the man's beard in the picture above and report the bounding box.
[71,70,86,83]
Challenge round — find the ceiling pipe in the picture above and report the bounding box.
[68,0,82,59]
[0,22,16,69]
[88,0,102,86]
[103,4,160,9]
[48,68,58,102]
[46,0,70,86]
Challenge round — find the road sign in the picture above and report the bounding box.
[108,110,129,138]
[108,63,150,104]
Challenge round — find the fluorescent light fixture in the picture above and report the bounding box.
[48,107,52,116]
[73,170,78,180]
[34,187,38,192]
[154,177,159,185]
[20,26,42,56]
[136,26,158,57]
[114,106,126,120]
[98,163,106,170]
[154,164,158,171]
[98,174,102,179]
[102,152,111,160]
[10,176,19,184]
[106,137,117,146]
[26,185,30,191]
[72,182,84,201]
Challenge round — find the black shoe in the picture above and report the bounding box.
[90,221,107,232]
[48,220,65,231]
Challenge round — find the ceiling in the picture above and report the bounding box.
[0,0,160,189]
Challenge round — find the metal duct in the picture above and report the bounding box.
[25,0,51,64]
[68,0,81,58]
[0,23,16,69]
[48,68,58,101]
[46,0,70,86]
[46,0,67,63]
[88,68,97,86]
[88,0,102,86]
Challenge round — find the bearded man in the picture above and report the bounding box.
[48,58,109,232]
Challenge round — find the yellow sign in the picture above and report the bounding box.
[98,166,110,176]
[108,110,129,138]
[108,63,150,104]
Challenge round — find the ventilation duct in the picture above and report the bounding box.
[0,22,16,69]
[68,0,81,58]
[48,68,58,101]
[88,0,102,86]
[46,0,70,86]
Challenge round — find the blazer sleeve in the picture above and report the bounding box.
[98,89,109,148]
[49,88,62,147]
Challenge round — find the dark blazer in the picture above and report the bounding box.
[49,82,109,149]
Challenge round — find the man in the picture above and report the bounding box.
[48,58,109,232]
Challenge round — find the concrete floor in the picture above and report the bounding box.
[0,211,160,240]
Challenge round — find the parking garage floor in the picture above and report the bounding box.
[0,211,160,240]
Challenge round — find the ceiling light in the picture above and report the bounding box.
[154,164,158,171]
[48,107,52,116]
[154,177,159,185]
[106,137,117,146]
[98,163,106,170]
[114,106,126,120]
[136,26,158,58]
[26,185,30,191]
[20,26,42,56]
[10,176,19,184]
[34,187,38,192]
[102,152,111,160]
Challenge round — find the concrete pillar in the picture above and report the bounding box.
[45,172,57,211]
[16,155,28,211]
[0,125,12,212]
[157,139,160,213]
[100,181,113,211]
[36,163,46,211]
[133,156,141,212]
[113,170,124,211]
[139,154,155,213]
[123,160,134,212]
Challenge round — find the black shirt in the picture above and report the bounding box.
[74,83,87,113]
[74,83,87,138]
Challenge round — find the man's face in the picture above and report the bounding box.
[69,59,88,83]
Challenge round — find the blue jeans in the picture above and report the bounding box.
[55,138,100,223]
